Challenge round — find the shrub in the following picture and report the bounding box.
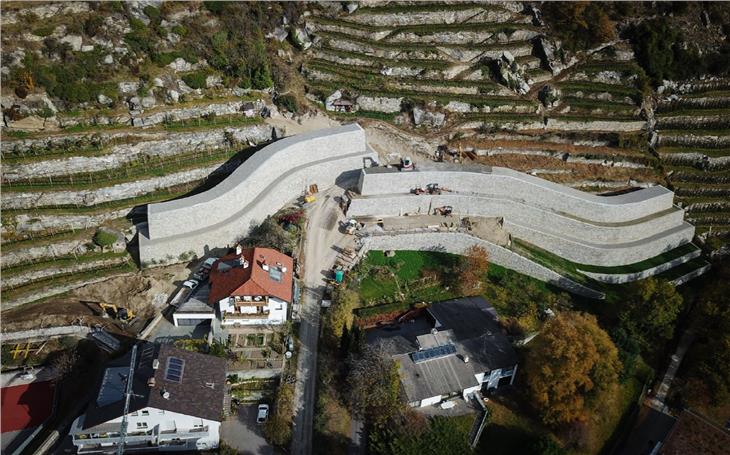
[275,94,298,113]
[33,26,55,37]
[92,229,118,250]
[182,71,207,90]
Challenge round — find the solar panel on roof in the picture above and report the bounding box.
[165,357,185,383]
[412,344,457,364]
[269,268,283,282]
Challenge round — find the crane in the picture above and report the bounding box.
[117,344,141,455]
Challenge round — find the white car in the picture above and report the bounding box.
[256,404,269,424]
[182,279,199,290]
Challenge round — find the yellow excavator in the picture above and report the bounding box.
[86,301,135,321]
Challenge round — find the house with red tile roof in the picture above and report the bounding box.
[208,246,293,327]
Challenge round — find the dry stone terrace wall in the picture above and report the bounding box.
[351,164,695,267]
[139,124,376,264]
[358,231,604,299]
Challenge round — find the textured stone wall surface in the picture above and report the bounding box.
[671,263,711,286]
[140,124,376,264]
[358,231,605,299]
[348,194,686,244]
[578,248,701,284]
[351,164,693,267]
[504,220,694,266]
[357,165,673,223]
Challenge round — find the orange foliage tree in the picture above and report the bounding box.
[525,312,621,427]
[456,245,489,296]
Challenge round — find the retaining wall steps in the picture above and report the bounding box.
[576,247,702,284]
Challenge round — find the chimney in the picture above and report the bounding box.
[463,355,470,363]
[236,244,243,255]
[152,359,160,370]
[161,389,170,400]
[148,377,156,387]
[262,262,269,271]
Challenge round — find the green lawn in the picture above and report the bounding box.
[356,250,460,304]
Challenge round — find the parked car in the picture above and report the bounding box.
[256,404,269,424]
[183,279,199,290]
[201,257,218,270]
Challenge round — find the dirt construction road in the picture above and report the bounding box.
[290,186,354,455]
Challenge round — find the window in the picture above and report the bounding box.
[141,410,149,416]
[165,357,185,383]
[136,422,148,429]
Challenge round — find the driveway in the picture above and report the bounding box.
[291,187,354,455]
[221,404,274,455]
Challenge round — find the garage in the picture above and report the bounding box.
[172,298,215,327]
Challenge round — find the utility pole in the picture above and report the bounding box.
[117,344,139,455]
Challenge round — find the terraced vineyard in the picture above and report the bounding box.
[654,79,730,255]
[301,3,656,193]
[0,100,279,308]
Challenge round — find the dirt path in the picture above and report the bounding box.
[291,183,354,455]
[265,111,340,136]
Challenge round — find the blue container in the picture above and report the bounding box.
[335,270,344,283]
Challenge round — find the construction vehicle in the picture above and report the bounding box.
[91,302,135,321]
[400,157,414,171]
[342,218,358,235]
[434,206,453,216]
[411,187,426,195]
[304,184,319,203]
[426,183,442,195]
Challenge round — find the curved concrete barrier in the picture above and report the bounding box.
[350,163,695,267]
[140,124,376,264]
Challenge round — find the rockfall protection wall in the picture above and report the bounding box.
[350,163,695,267]
[139,124,376,264]
[578,248,702,284]
[358,231,605,299]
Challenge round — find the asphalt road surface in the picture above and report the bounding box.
[290,189,352,455]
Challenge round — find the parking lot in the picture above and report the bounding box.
[221,404,273,455]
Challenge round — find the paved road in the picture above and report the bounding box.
[221,405,273,455]
[291,189,351,455]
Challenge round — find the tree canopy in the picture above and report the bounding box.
[525,312,621,427]
[618,278,683,351]
[346,344,402,424]
[456,244,489,296]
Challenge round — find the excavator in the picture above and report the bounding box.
[85,301,135,321]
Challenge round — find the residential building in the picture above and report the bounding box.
[658,409,730,455]
[368,297,518,408]
[70,343,226,453]
[207,246,294,372]
[208,246,293,327]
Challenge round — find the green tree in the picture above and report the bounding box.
[456,245,489,296]
[242,216,295,254]
[323,288,359,348]
[683,262,730,406]
[264,382,295,447]
[347,344,402,424]
[619,278,683,350]
[525,312,621,427]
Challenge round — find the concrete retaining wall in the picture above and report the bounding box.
[505,221,694,266]
[358,231,605,299]
[357,165,673,223]
[671,263,711,286]
[348,194,686,244]
[140,124,376,264]
[351,163,694,267]
[578,248,702,284]
[2,325,90,342]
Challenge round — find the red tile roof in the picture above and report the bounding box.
[208,247,293,305]
[1,381,55,432]
[660,409,730,455]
